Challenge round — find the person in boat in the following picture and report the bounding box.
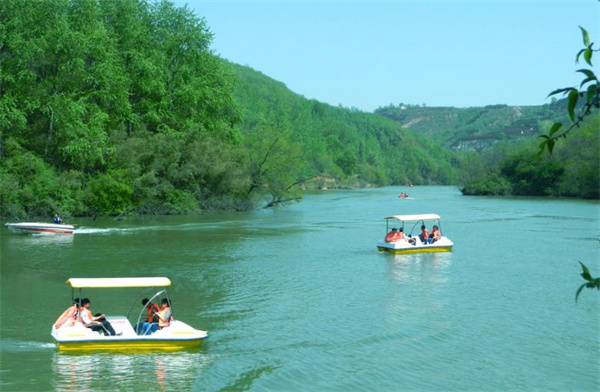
[141,298,172,335]
[157,298,172,328]
[419,225,430,244]
[53,213,63,224]
[384,228,402,243]
[428,225,441,244]
[54,298,80,329]
[79,298,118,336]
[135,298,160,334]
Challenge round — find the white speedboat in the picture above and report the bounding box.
[377,213,453,254]
[4,222,75,234]
[51,277,207,352]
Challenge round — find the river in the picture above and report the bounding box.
[1,186,599,391]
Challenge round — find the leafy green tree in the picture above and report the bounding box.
[540,26,599,301]
[500,147,564,196]
[540,26,599,154]
[242,126,308,208]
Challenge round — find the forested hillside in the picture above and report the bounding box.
[375,102,570,151]
[375,101,599,199]
[0,0,457,220]
[230,63,457,190]
[458,113,599,199]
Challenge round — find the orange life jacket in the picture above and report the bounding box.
[385,231,402,243]
[147,304,160,322]
[54,305,77,329]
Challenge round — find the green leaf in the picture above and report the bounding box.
[583,49,593,67]
[579,77,596,89]
[567,89,579,121]
[546,138,555,154]
[547,87,575,97]
[579,261,590,273]
[575,283,586,302]
[586,84,598,102]
[548,122,562,137]
[579,26,590,47]
[576,69,596,80]
[579,261,592,281]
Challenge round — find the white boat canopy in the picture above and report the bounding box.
[384,214,441,221]
[66,277,172,288]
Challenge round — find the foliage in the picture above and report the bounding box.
[0,0,243,218]
[538,27,600,301]
[457,112,599,199]
[540,26,600,154]
[241,126,307,208]
[500,147,564,196]
[231,63,459,190]
[375,101,568,151]
[1,0,594,219]
[0,0,461,218]
[575,262,600,303]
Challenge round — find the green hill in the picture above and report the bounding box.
[0,0,596,220]
[374,102,570,151]
[228,62,458,189]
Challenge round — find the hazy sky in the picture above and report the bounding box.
[171,0,600,112]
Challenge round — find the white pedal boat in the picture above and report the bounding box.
[377,214,453,254]
[51,277,208,352]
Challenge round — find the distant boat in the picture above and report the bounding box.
[4,222,75,235]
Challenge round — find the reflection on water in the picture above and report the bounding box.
[387,251,453,284]
[4,233,74,246]
[53,351,210,392]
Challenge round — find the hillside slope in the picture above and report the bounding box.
[229,62,459,187]
[374,102,569,151]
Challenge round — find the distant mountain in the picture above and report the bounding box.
[374,101,570,152]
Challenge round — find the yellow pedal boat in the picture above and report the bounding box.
[51,277,208,352]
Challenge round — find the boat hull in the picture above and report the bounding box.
[377,237,454,254]
[54,337,205,352]
[377,244,453,254]
[51,319,207,352]
[5,222,74,235]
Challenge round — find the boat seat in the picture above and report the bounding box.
[105,315,137,336]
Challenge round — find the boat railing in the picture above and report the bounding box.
[131,289,170,336]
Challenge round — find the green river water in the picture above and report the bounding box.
[1,186,599,391]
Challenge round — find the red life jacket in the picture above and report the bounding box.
[147,304,160,322]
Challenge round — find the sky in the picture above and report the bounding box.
[171,0,600,112]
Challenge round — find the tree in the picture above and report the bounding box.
[242,126,308,208]
[540,26,599,154]
[540,26,600,301]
